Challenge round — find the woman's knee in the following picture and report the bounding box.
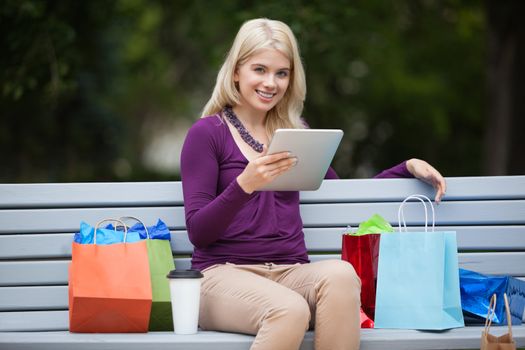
[318,260,361,295]
[267,294,311,331]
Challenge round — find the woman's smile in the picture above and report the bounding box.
[256,89,276,100]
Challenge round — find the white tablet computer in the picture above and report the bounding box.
[260,129,344,191]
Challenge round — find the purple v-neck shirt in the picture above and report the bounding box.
[180,115,412,271]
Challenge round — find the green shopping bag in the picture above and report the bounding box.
[146,239,175,331]
[120,217,175,331]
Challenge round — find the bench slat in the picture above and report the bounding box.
[358,326,525,349]
[0,207,186,234]
[1,226,523,259]
[302,176,525,202]
[0,231,198,258]
[305,226,525,252]
[0,328,259,348]
[1,200,524,234]
[0,182,185,209]
[2,281,525,318]
[2,253,524,287]
[2,176,524,209]
[0,260,69,286]
[0,311,69,332]
[0,286,67,311]
[171,254,525,278]
[0,318,524,350]
[309,253,525,276]
[300,200,525,226]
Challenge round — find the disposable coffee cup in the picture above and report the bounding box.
[166,269,204,335]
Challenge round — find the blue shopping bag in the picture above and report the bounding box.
[460,268,525,325]
[74,218,170,244]
[374,194,465,330]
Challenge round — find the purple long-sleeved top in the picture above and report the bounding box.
[180,115,413,271]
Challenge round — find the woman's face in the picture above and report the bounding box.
[234,48,291,117]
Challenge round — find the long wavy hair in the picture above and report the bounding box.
[200,18,306,134]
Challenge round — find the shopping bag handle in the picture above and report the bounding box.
[484,293,496,332]
[94,218,128,245]
[397,194,435,232]
[504,293,513,338]
[118,216,151,239]
[484,293,513,338]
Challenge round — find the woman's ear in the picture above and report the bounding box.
[233,70,240,90]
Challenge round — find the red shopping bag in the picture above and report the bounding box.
[342,233,380,320]
[360,308,374,328]
[342,214,393,321]
[69,219,152,333]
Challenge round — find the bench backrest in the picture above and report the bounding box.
[1,176,524,331]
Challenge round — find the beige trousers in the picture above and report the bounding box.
[199,259,361,350]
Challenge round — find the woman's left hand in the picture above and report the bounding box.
[406,158,446,204]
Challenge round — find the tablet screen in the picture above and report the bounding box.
[259,129,343,191]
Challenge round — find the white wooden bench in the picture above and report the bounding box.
[0,176,524,349]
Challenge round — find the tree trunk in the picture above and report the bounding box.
[484,0,525,175]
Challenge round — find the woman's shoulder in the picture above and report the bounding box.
[191,113,224,127]
[189,114,226,133]
[185,114,229,149]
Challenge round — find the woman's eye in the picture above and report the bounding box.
[254,67,265,73]
[277,71,289,78]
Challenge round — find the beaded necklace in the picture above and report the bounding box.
[223,106,264,153]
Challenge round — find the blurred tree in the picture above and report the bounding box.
[110,0,242,177]
[2,0,516,182]
[1,0,124,181]
[291,1,485,177]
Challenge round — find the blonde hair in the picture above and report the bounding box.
[200,18,306,134]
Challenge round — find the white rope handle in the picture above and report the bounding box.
[504,293,513,338]
[118,216,150,239]
[413,194,435,231]
[397,194,435,232]
[484,293,513,337]
[484,293,497,333]
[398,195,427,232]
[93,218,128,245]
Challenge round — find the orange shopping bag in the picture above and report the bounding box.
[69,219,152,333]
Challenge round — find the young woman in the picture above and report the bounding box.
[180,18,446,350]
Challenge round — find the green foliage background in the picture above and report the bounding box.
[1,0,486,182]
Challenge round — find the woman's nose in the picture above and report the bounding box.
[263,74,276,88]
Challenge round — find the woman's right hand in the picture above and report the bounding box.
[236,148,297,194]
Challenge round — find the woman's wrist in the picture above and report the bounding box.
[406,158,417,176]
[236,174,254,194]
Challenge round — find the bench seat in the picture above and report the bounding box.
[1,327,525,350]
[1,176,524,349]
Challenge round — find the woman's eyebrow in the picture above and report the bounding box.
[250,63,291,71]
